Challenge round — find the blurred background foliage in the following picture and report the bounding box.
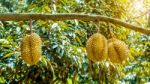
[0,0,150,84]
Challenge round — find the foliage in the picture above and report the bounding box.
[0,0,150,84]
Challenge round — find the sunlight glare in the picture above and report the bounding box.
[133,0,145,12]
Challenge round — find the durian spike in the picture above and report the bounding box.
[86,33,108,62]
[21,33,42,65]
[108,38,129,64]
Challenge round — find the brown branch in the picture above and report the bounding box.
[0,13,150,35]
[132,10,149,19]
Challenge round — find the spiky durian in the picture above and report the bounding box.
[108,38,129,64]
[21,33,42,65]
[86,33,108,62]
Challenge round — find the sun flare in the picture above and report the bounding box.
[133,0,146,12]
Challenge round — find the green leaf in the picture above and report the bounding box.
[0,77,6,83]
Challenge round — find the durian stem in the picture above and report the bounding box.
[94,20,100,33]
[29,19,32,34]
[107,23,115,38]
[0,13,150,35]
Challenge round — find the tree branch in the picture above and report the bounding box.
[0,13,150,35]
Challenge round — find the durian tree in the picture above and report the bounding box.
[0,0,150,84]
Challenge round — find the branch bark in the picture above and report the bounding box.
[0,13,150,35]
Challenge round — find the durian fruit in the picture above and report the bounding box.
[86,33,108,62]
[108,38,129,64]
[21,33,42,65]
